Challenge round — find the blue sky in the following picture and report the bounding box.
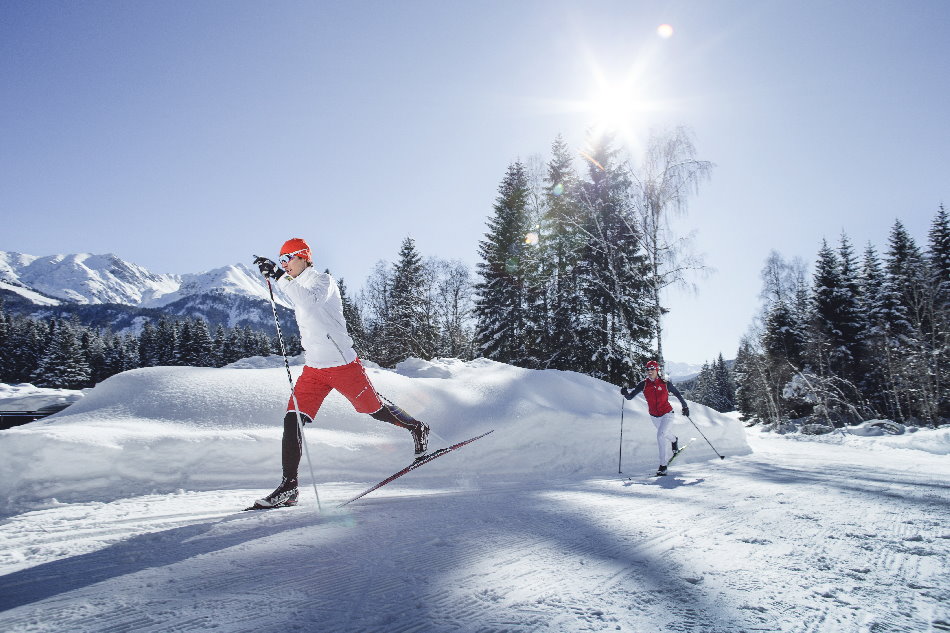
[2,1,947,365]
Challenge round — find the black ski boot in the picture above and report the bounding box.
[371,404,430,458]
[411,420,430,458]
[671,438,679,454]
[656,465,668,477]
[254,477,299,508]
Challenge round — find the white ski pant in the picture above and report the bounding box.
[651,412,678,465]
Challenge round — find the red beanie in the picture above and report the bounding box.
[280,238,312,262]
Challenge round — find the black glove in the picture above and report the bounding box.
[253,256,284,280]
[682,405,690,416]
[620,386,631,399]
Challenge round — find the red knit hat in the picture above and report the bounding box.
[645,360,660,371]
[280,238,312,262]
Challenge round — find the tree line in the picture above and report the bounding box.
[733,206,949,428]
[0,308,299,390]
[346,128,712,388]
[468,128,710,385]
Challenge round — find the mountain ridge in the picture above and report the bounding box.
[0,251,294,335]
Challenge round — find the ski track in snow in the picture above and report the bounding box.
[0,432,947,633]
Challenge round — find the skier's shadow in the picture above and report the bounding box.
[0,510,329,612]
[621,476,705,489]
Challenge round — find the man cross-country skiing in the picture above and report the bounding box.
[621,360,689,476]
[250,238,430,508]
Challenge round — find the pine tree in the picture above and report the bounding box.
[186,318,215,367]
[0,301,9,382]
[155,316,178,366]
[858,244,895,417]
[212,324,228,366]
[474,161,532,365]
[33,320,92,389]
[926,205,950,419]
[733,337,763,422]
[82,326,109,384]
[338,277,367,358]
[576,133,654,384]
[809,237,862,392]
[379,237,436,367]
[538,135,586,370]
[713,353,736,412]
[882,221,932,422]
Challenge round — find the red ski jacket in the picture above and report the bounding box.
[625,377,687,417]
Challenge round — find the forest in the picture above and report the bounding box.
[2,128,946,428]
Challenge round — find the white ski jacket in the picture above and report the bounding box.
[277,266,357,369]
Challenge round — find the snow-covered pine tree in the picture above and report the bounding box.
[337,276,367,359]
[860,242,907,420]
[732,338,759,422]
[212,324,228,366]
[187,318,216,367]
[474,161,532,365]
[575,133,654,384]
[32,319,91,389]
[926,205,950,418]
[538,135,586,371]
[883,221,933,423]
[81,326,108,384]
[155,316,178,366]
[519,156,549,370]
[836,233,865,382]
[0,301,10,383]
[807,237,864,419]
[762,298,806,420]
[691,361,714,408]
[138,321,159,367]
[713,353,737,412]
[381,237,435,367]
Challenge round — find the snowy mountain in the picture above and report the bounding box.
[0,357,946,632]
[0,251,290,332]
[0,252,179,305]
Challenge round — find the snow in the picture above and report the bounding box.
[0,250,278,309]
[0,383,84,412]
[0,281,61,306]
[0,359,947,633]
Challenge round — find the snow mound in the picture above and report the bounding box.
[223,353,306,369]
[0,359,749,513]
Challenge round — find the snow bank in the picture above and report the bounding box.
[754,422,950,456]
[0,383,84,412]
[0,359,748,513]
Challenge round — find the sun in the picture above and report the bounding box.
[589,82,643,135]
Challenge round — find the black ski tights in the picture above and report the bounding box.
[281,411,310,480]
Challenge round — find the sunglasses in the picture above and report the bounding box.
[279,249,309,265]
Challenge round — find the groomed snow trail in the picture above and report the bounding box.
[0,431,947,633]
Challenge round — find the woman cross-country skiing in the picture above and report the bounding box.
[621,360,689,476]
[250,238,431,508]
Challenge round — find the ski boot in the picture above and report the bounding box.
[671,438,679,453]
[411,420,430,458]
[253,477,299,508]
[371,404,430,458]
[655,465,668,477]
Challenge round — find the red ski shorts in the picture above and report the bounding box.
[288,359,383,420]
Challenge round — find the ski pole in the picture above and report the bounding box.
[618,397,627,473]
[686,414,725,460]
[259,268,323,513]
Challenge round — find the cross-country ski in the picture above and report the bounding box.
[337,429,494,507]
